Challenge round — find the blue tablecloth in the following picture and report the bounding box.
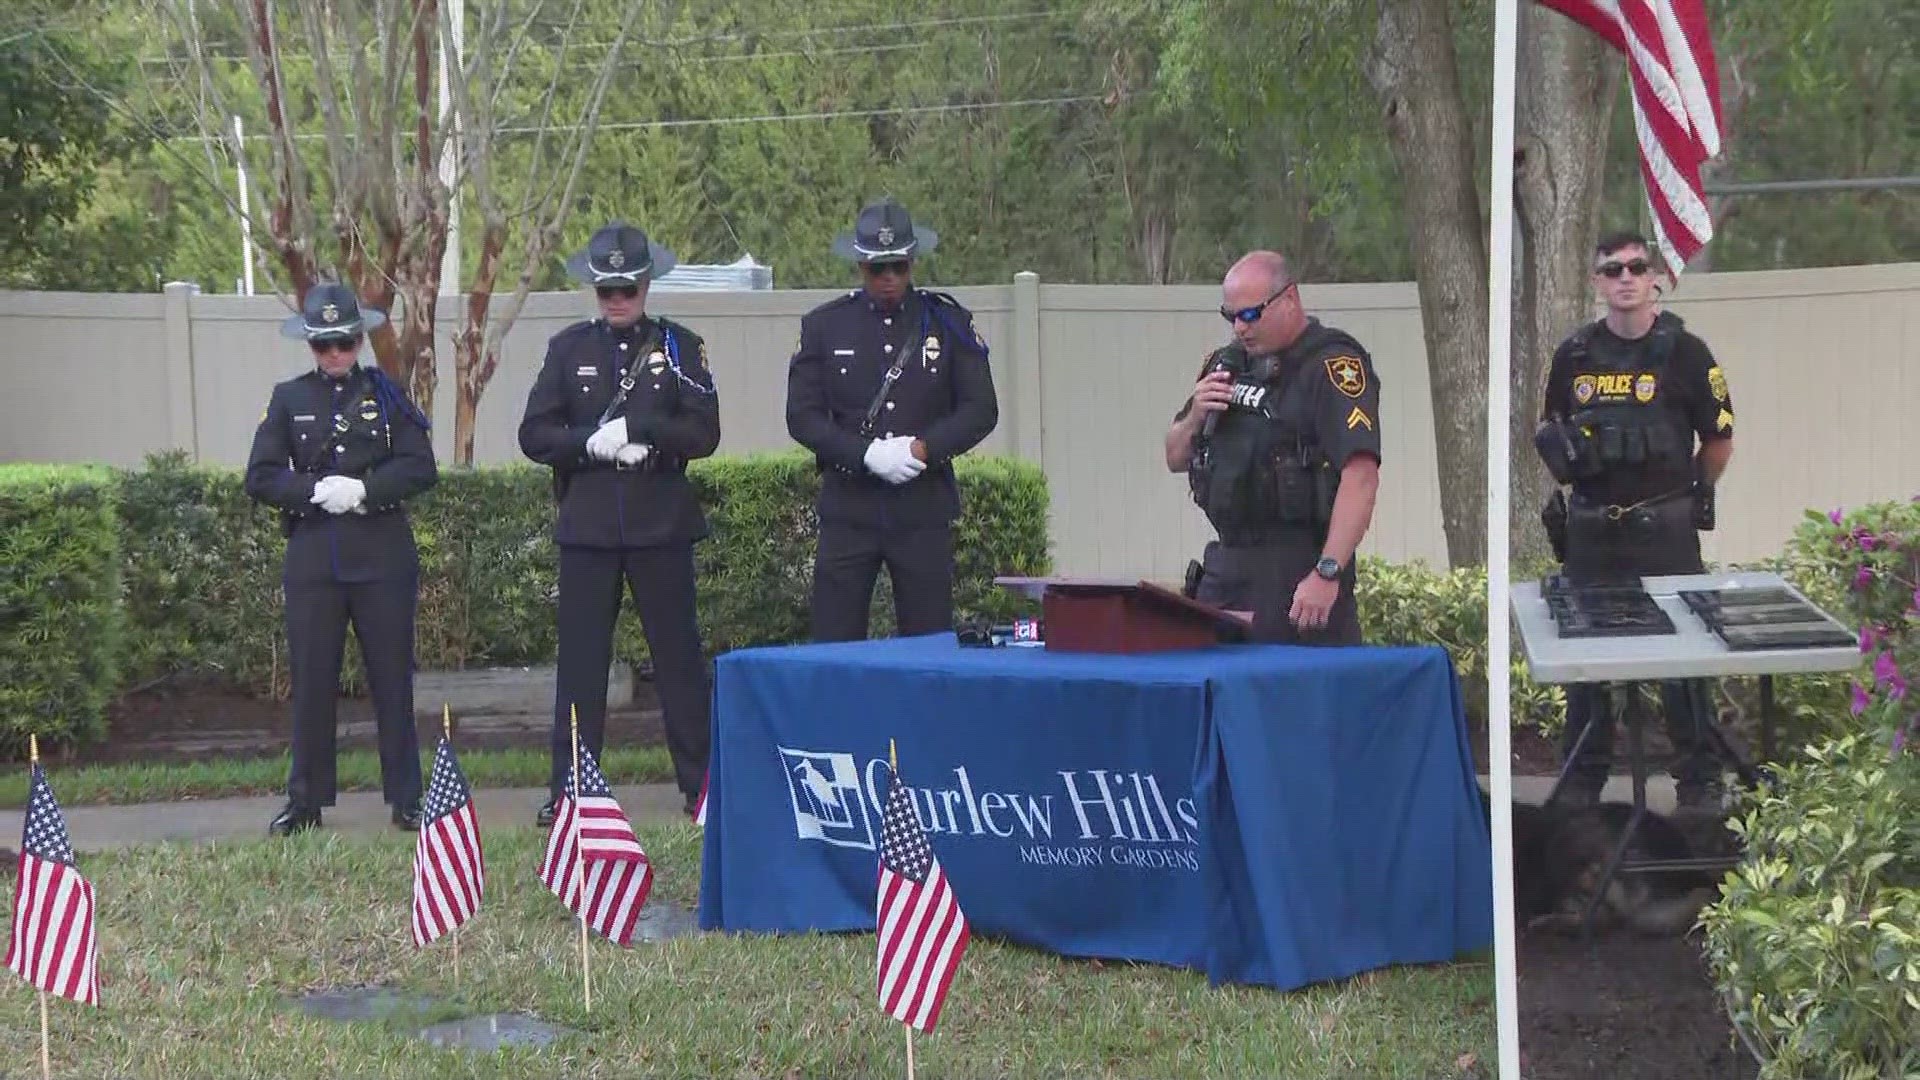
[696,634,1492,991]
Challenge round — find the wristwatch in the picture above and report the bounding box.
[1314,556,1341,581]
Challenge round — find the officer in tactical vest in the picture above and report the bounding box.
[1166,251,1383,644]
[1535,231,1736,811]
[786,198,999,641]
[245,283,437,836]
[518,222,720,825]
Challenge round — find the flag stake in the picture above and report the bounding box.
[444,704,460,988]
[905,1025,915,1080]
[571,705,592,1012]
[30,735,50,1080]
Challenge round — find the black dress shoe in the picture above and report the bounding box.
[683,793,700,818]
[269,803,321,836]
[535,795,560,827]
[392,800,424,831]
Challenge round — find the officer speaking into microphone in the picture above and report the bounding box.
[244,283,437,836]
[1535,231,1736,812]
[1166,250,1383,645]
[785,198,998,642]
[518,222,720,825]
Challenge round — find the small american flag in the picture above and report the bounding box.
[1537,0,1724,272]
[411,737,485,948]
[875,764,969,1032]
[538,745,651,946]
[692,769,709,827]
[5,763,99,1007]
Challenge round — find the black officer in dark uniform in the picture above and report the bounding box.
[244,283,437,836]
[786,198,999,642]
[1535,231,1736,810]
[1167,250,1383,645]
[518,222,719,825]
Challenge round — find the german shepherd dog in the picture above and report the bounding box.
[1486,789,1721,933]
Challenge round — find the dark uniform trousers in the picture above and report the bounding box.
[1240,534,1362,646]
[244,365,436,813]
[1559,516,1718,792]
[517,314,723,807]
[811,517,956,642]
[283,517,424,810]
[552,542,710,801]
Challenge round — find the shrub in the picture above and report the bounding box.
[0,465,122,752]
[1702,734,1920,1079]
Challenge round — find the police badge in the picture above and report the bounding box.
[923,334,941,369]
[877,225,895,246]
[320,302,339,325]
[1634,373,1658,403]
[608,249,626,269]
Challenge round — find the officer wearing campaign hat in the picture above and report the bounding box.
[245,281,437,836]
[519,221,719,826]
[785,198,999,642]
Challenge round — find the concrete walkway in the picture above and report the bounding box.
[1,783,691,854]
[2,775,1674,855]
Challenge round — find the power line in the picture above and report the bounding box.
[134,8,1072,66]
[156,92,1112,144]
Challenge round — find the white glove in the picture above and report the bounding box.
[863,436,925,485]
[585,418,628,461]
[615,442,651,467]
[311,476,366,514]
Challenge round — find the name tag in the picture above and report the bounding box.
[292,414,316,422]
[575,366,598,376]
[832,349,855,356]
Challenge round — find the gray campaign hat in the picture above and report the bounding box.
[279,282,388,340]
[831,197,937,263]
[564,221,677,284]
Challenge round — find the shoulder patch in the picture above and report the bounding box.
[1325,355,1367,399]
[1707,365,1727,402]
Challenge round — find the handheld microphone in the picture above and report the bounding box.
[1199,352,1235,440]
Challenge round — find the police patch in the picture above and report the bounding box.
[1346,406,1373,431]
[1708,365,1727,402]
[1572,374,1596,405]
[1326,356,1366,399]
[1634,373,1658,403]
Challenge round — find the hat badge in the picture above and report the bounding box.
[320,302,339,324]
[607,249,625,269]
[876,226,895,246]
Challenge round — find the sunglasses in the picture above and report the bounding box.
[1596,259,1653,278]
[860,261,910,278]
[595,283,640,300]
[308,337,361,355]
[1220,283,1292,325]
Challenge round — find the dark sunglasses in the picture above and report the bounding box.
[595,283,641,300]
[1220,283,1292,324]
[1596,259,1653,278]
[860,261,910,278]
[308,337,361,355]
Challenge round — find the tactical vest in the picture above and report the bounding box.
[1555,315,1695,501]
[1189,324,1360,540]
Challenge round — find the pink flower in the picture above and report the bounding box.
[1829,509,1844,525]
[1852,682,1871,715]
[1861,625,1881,653]
[1857,532,1879,551]
[1874,650,1901,686]
[1855,566,1875,589]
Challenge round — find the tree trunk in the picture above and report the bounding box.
[1513,6,1621,566]
[1363,0,1489,568]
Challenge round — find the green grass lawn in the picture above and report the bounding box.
[0,824,1494,1078]
[0,747,675,809]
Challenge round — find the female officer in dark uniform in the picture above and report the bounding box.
[244,283,437,836]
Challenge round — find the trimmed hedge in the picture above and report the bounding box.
[0,465,123,753]
[8,451,1053,751]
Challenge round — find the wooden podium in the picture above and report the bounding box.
[993,576,1251,654]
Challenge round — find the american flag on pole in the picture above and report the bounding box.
[1537,0,1725,273]
[5,763,99,1007]
[875,763,969,1033]
[411,737,485,948]
[538,745,652,946]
